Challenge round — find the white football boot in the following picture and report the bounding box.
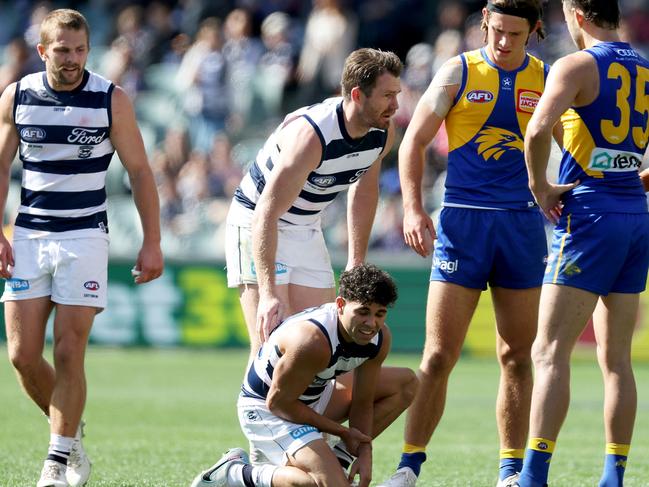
[66,422,91,486]
[376,467,418,487]
[497,473,520,487]
[190,448,249,487]
[37,460,68,487]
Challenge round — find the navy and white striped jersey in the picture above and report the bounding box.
[12,70,115,240]
[241,302,383,406]
[230,97,387,227]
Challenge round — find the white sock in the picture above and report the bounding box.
[47,434,74,465]
[227,463,278,487]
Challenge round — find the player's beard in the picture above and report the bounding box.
[52,64,84,88]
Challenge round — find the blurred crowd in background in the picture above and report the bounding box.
[1,0,648,260]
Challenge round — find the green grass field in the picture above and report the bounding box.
[1,347,648,486]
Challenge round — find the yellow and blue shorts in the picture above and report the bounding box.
[430,207,547,290]
[544,212,649,295]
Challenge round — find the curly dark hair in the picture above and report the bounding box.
[562,0,620,29]
[338,263,398,307]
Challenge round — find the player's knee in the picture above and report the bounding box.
[7,345,41,374]
[421,348,459,376]
[598,350,632,376]
[498,346,532,374]
[52,336,87,371]
[399,369,418,407]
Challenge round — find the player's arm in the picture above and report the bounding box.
[252,119,323,340]
[266,325,371,445]
[110,86,163,283]
[347,326,391,487]
[0,83,19,278]
[400,57,460,257]
[525,53,592,223]
[345,120,396,269]
[641,168,649,192]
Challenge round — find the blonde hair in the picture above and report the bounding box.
[40,9,90,47]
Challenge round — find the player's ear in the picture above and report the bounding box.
[350,86,363,103]
[336,296,346,313]
[37,43,47,61]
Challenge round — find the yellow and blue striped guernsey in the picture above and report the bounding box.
[559,41,648,214]
[444,48,548,210]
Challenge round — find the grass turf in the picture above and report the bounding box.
[1,347,648,486]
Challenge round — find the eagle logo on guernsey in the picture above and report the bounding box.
[466,90,494,103]
[475,126,523,161]
[517,89,542,114]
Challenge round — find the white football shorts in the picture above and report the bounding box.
[1,237,108,309]
[225,223,335,289]
[236,380,334,465]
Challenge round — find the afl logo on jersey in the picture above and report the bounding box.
[517,89,542,114]
[466,90,494,103]
[20,127,46,142]
[310,175,336,187]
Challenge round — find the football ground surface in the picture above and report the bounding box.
[1,347,648,486]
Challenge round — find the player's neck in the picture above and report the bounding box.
[341,101,370,140]
[582,27,621,49]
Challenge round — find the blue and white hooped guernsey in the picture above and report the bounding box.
[13,70,115,240]
[230,97,387,228]
[241,302,383,406]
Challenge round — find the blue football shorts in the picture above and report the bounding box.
[430,207,547,290]
[544,212,649,295]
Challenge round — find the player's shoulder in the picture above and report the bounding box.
[551,51,596,78]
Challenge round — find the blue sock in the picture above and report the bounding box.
[518,438,555,487]
[598,446,628,487]
[397,452,427,477]
[500,457,523,480]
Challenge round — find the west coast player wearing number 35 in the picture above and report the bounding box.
[518,1,649,486]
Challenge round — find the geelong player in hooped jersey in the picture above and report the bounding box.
[0,9,163,487]
[225,48,401,362]
[378,2,556,487]
[520,1,649,486]
[190,264,417,487]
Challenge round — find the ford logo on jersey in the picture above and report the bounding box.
[466,90,494,103]
[84,281,100,291]
[310,175,336,187]
[20,127,46,142]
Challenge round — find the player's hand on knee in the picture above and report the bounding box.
[341,427,372,457]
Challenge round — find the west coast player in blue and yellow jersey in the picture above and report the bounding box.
[519,1,649,486]
[377,2,558,487]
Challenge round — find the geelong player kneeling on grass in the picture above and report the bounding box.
[190,264,418,487]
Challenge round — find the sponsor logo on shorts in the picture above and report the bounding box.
[466,90,494,103]
[289,425,318,439]
[6,278,30,291]
[250,262,287,277]
[588,148,642,172]
[83,293,99,298]
[84,281,100,291]
[516,89,542,114]
[433,257,459,274]
[20,127,46,142]
[245,410,260,422]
